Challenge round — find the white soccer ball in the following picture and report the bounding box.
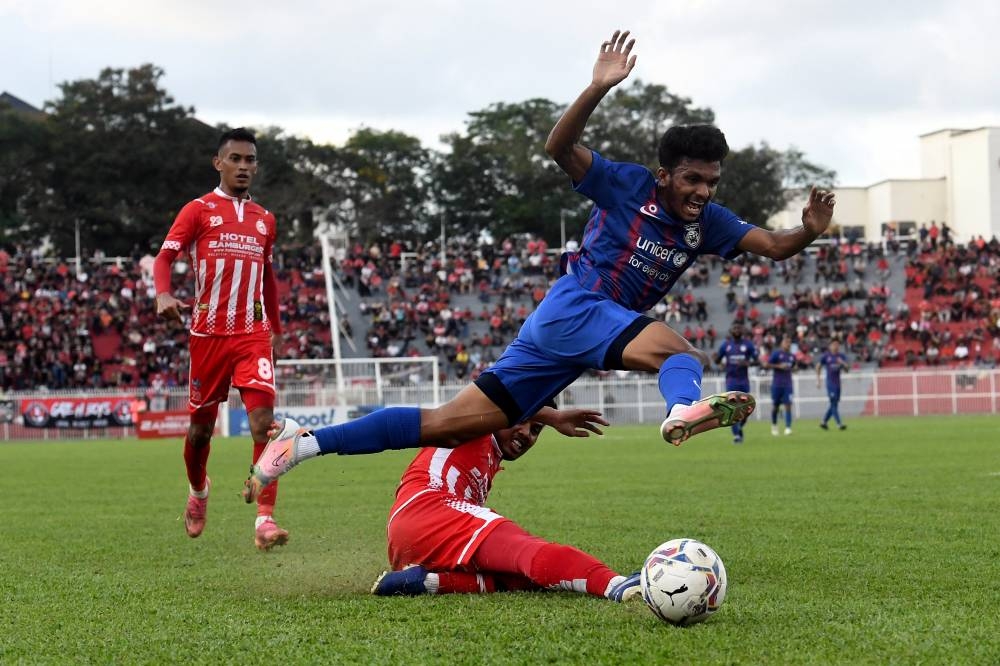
[640,538,727,626]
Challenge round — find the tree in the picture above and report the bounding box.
[38,64,217,256]
[0,106,52,248]
[436,98,583,243]
[330,127,434,244]
[251,127,344,245]
[586,79,715,167]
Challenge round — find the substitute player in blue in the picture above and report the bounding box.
[715,323,758,444]
[816,340,849,430]
[242,29,837,502]
[765,337,797,436]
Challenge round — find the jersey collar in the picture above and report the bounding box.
[214,186,252,202]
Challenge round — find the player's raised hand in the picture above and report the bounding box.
[550,408,609,438]
[156,292,191,323]
[801,186,836,237]
[592,30,637,90]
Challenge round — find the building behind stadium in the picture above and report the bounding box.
[769,127,1000,243]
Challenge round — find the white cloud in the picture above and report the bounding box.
[2,0,999,185]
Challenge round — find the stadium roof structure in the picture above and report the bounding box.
[0,91,44,116]
[918,126,1000,138]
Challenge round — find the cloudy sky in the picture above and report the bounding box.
[2,0,997,186]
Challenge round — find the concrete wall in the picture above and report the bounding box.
[920,129,956,179]
[949,129,992,241]
[767,127,998,241]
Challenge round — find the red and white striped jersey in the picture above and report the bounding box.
[161,188,277,337]
[395,434,503,507]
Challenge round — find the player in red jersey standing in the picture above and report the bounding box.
[370,407,641,602]
[154,128,288,550]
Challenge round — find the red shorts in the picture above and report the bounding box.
[386,489,510,571]
[188,332,275,413]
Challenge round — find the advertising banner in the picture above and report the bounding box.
[20,396,134,428]
[136,411,196,439]
[227,405,379,437]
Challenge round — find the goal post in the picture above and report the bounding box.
[274,356,441,408]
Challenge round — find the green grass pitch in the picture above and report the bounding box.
[3,415,999,664]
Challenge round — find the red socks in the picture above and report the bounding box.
[470,521,618,598]
[182,436,210,491]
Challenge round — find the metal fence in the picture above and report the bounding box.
[2,366,997,441]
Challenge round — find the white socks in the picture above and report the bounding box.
[667,402,691,419]
[604,575,627,598]
[296,433,321,461]
[424,573,440,594]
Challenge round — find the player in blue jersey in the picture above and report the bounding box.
[715,323,758,444]
[764,337,797,435]
[242,29,836,503]
[816,340,849,430]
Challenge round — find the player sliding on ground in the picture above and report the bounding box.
[243,29,835,503]
[370,413,641,601]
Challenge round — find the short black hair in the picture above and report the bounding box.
[657,125,729,171]
[217,127,257,153]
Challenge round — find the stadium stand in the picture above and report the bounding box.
[2,232,998,394]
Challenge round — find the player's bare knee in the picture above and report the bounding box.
[187,423,213,447]
[247,409,274,442]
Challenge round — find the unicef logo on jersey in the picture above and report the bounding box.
[683,223,702,248]
[255,219,267,235]
[672,251,688,267]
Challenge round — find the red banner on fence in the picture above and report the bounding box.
[136,411,194,439]
[20,396,134,428]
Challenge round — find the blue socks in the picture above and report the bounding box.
[658,353,703,411]
[772,406,792,427]
[313,406,421,455]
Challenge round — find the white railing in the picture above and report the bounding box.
[1,366,996,441]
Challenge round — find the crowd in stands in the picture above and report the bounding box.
[2,224,999,394]
[714,228,1000,371]
[899,232,1000,367]
[0,244,188,393]
[323,235,559,381]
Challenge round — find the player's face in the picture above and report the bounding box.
[781,338,792,352]
[496,421,544,461]
[730,324,744,340]
[830,341,840,353]
[213,140,258,197]
[657,158,722,222]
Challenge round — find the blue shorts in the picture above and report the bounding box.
[475,275,653,424]
[771,386,793,405]
[726,380,750,394]
[826,386,841,403]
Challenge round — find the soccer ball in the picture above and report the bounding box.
[640,538,727,626]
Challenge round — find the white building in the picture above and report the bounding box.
[767,127,1000,243]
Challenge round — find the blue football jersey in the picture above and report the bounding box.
[718,339,758,384]
[819,352,848,387]
[564,151,752,312]
[768,350,796,389]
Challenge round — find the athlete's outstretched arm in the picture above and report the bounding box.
[533,407,608,437]
[545,29,637,183]
[737,187,836,261]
